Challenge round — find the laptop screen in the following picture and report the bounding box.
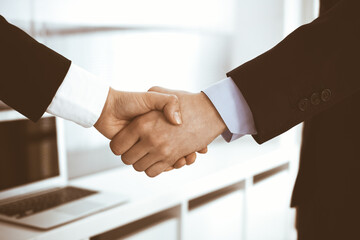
[0,117,60,192]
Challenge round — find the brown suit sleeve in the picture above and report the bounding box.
[227,0,360,144]
[0,15,71,122]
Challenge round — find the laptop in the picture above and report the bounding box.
[0,111,127,229]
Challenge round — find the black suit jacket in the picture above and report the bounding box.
[228,0,360,237]
[0,16,71,121]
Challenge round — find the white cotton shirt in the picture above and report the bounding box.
[46,63,109,128]
[203,77,257,142]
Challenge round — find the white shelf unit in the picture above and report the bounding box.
[0,132,301,240]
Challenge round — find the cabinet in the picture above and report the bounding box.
[92,208,179,240]
[246,166,294,240]
[187,185,244,240]
[122,219,178,240]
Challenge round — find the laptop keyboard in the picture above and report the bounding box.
[0,186,97,219]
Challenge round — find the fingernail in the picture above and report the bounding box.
[174,112,182,124]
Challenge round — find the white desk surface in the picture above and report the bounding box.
[0,137,292,240]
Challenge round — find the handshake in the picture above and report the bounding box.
[94,87,226,177]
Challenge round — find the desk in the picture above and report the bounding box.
[0,137,298,240]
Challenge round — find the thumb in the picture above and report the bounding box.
[144,91,182,125]
[148,86,180,95]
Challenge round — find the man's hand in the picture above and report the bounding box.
[94,88,182,139]
[109,87,226,177]
[94,87,200,169]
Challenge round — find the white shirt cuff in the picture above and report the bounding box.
[203,77,257,142]
[46,63,109,128]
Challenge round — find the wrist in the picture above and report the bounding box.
[94,88,114,135]
[195,92,227,136]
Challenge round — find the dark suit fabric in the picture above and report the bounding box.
[228,0,360,238]
[0,16,71,122]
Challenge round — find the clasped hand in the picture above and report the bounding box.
[106,87,226,177]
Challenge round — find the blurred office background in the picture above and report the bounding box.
[1,0,318,239]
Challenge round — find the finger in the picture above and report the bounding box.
[148,86,176,93]
[173,158,187,169]
[145,161,169,178]
[121,141,151,166]
[109,125,139,157]
[147,87,184,126]
[165,167,174,172]
[148,86,188,95]
[144,91,182,125]
[132,153,160,172]
[185,153,197,165]
[198,147,208,154]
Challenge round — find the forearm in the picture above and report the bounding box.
[228,0,360,143]
[0,15,71,121]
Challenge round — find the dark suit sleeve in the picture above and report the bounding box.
[227,0,360,144]
[0,15,71,122]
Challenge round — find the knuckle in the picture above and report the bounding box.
[148,86,161,92]
[133,117,144,128]
[169,94,179,104]
[159,146,171,157]
[148,134,161,147]
[137,123,146,133]
[136,119,151,133]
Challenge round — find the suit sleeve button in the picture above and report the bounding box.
[311,93,321,105]
[298,98,309,112]
[321,89,332,102]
